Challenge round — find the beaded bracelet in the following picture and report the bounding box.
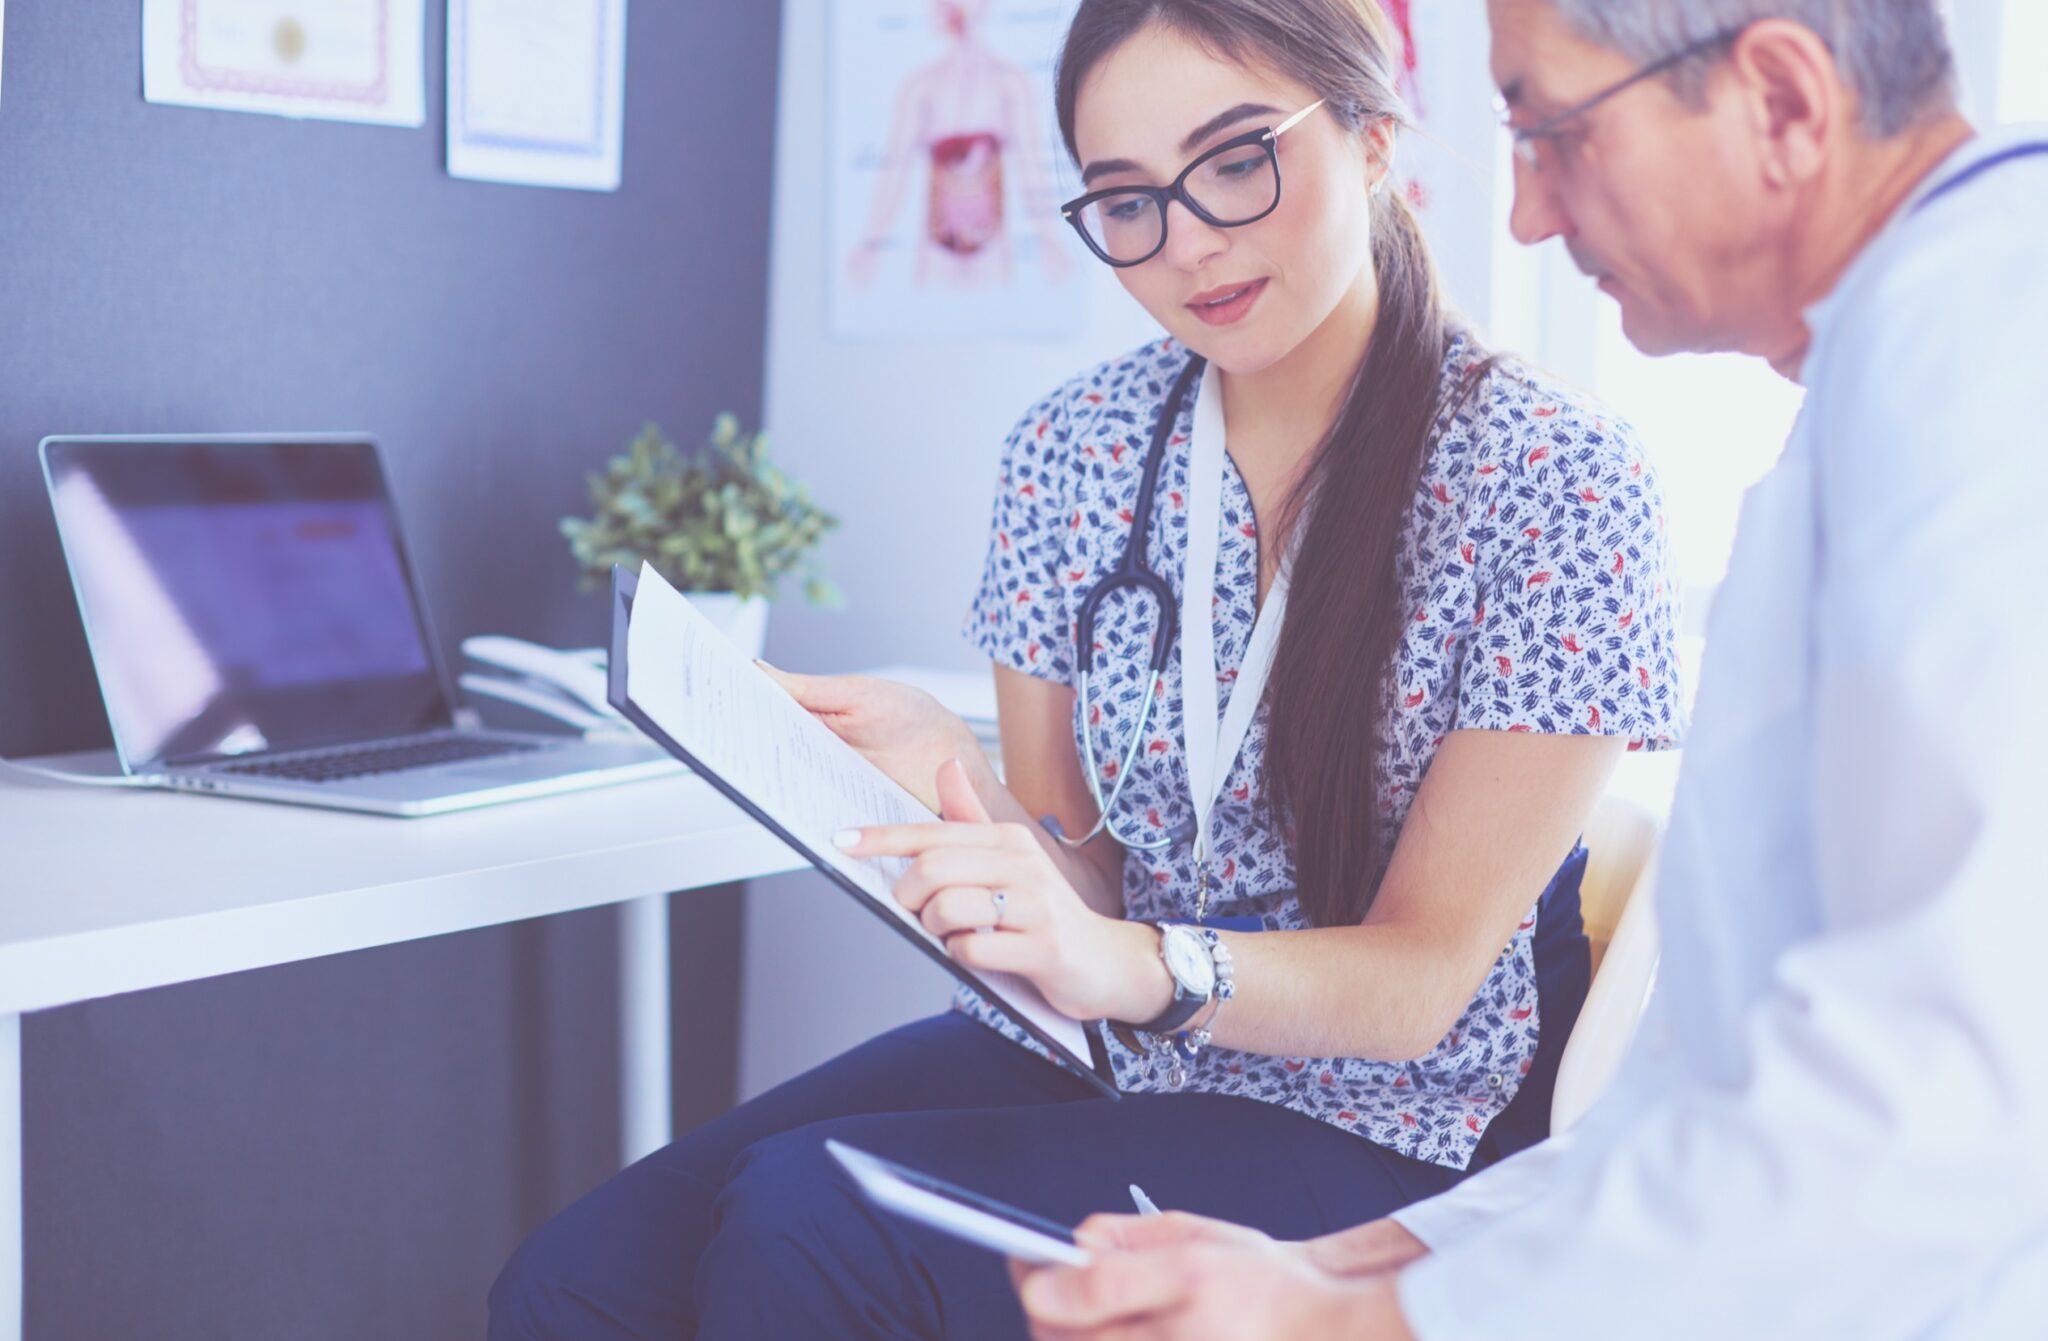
[1178,928,1236,1055]
[1146,928,1236,1089]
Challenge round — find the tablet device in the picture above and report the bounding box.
[825,1139,1093,1268]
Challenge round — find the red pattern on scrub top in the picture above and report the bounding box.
[961,333,1684,1169]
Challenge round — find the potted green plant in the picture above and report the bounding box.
[560,415,839,658]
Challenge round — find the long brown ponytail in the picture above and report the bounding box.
[1055,0,1483,927]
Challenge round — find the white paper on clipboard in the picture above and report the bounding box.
[619,563,1096,1069]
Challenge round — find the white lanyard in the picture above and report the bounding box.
[1179,361,1290,882]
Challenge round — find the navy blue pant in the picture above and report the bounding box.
[488,851,1587,1340]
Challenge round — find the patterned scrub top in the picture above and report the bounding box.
[961,332,1685,1169]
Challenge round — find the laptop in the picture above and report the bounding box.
[39,432,681,817]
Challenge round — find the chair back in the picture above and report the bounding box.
[1552,796,1662,1133]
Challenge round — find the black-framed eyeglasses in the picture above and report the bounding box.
[1502,27,1742,172]
[1060,99,1327,268]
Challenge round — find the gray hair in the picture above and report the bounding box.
[1549,0,1957,136]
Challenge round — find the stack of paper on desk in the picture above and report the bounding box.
[609,564,1113,1096]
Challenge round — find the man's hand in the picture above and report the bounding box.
[1305,1217,1432,1278]
[1010,1212,1418,1341]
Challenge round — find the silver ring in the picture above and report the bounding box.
[990,889,1008,929]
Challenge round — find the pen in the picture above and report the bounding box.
[1128,1183,1161,1216]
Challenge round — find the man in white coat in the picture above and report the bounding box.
[1016,1,2048,1337]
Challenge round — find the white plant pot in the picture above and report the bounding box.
[682,592,771,662]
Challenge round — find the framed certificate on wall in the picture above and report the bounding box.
[447,0,628,192]
[142,0,426,126]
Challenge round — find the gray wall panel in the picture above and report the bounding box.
[0,1,780,1335]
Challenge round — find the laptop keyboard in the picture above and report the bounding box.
[217,735,542,784]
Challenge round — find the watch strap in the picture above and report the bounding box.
[1121,923,1211,1034]
[1130,990,1208,1035]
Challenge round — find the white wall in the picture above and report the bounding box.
[739,0,1506,1100]
[1946,0,2005,127]
[740,0,1155,1098]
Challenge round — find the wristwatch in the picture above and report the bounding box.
[1128,923,1216,1034]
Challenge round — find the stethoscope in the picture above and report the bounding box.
[1054,141,2048,854]
[1061,353,1207,852]
[1911,141,2048,216]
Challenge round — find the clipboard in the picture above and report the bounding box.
[607,564,1120,1099]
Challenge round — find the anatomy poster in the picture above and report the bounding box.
[829,0,1086,342]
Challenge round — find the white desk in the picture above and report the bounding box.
[0,754,803,1341]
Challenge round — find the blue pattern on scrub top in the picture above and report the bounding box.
[962,332,1685,1169]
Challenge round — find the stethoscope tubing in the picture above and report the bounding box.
[1061,354,1207,853]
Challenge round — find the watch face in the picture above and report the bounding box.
[1162,927,1216,996]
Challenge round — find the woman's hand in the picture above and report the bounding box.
[836,761,1171,1024]
[758,664,983,813]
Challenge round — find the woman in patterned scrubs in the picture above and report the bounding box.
[487,3,1683,1339]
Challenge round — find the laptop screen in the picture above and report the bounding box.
[43,437,453,769]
